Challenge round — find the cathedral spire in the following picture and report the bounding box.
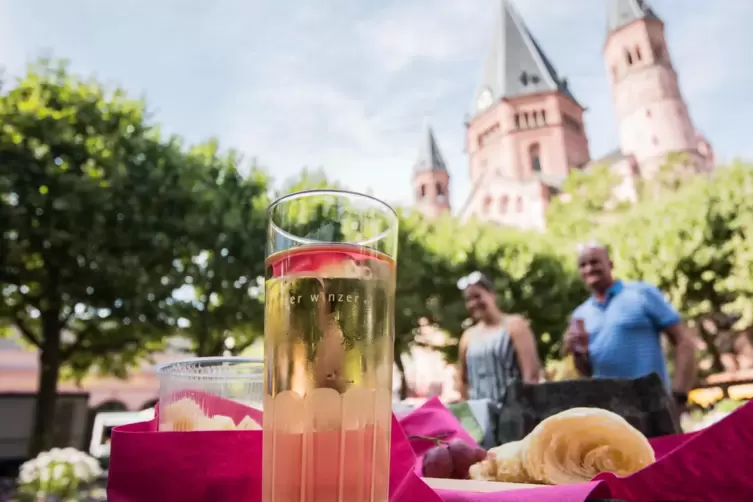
[412,123,450,218]
[413,123,447,174]
[606,0,661,34]
[469,0,578,117]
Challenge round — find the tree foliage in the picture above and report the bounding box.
[594,162,753,372]
[418,217,586,362]
[0,60,204,453]
[546,163,629,241]
[3,56,752,452]
[170,144,270,357]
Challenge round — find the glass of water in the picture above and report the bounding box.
[156,356,264,432]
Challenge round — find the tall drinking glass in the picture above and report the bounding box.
[263,190,398,502]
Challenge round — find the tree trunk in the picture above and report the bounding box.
[195,330,224,357]
[698,321,724,374]
[394,353,409,401]
[28,316,62,457]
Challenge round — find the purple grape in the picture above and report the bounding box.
[447,439,488,479]
[422,445,454,478]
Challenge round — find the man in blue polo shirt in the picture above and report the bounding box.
[564,243,697,409]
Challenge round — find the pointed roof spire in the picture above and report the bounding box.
[469,0,579,117]
[413,124,447,174]
[606,0,661,34]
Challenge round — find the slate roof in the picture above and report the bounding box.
[469,0,580,118]
[606,0,661,34]
[413,124,448,174]
[585,148,628,171]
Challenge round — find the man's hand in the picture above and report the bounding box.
[564,319,589,355]
[565,318,592,377]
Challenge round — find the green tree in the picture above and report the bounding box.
[450,222,585,361]
[547,153,707,242]
[171,143,270,357]
[0,59,202,454]
[276,167,343,196]
[269,168,346,248]
[400,215,585,364]
[546,163,628,241]
[595,162,753,374]
[391,210,460,397]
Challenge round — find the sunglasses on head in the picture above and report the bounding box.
[457,271,491,291]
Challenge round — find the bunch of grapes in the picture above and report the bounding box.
[413,436,488,480]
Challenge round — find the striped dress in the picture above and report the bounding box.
[465,320,521,404]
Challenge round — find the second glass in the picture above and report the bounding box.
[263,190,398,502]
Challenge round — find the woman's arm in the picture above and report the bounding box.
[508,315,542,384]
[456,330,471,400]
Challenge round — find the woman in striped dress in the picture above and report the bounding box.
[456,272,542,403]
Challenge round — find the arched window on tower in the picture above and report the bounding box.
[523,112,530,128]
[529,143,542,174]
[483,195,492,214]
[418,184,426,199]
[635,45,642,61]
[436,182,446,202]
[532,110,539,127]
[499,195,509,213]
[626,50,633,66]
[652,43,666,63]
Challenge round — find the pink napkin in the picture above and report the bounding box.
[435,482,609,502]
[647,430,698,459]
[594,400,753,501]
[398,398,609,501]
[403,399,753,501]
[400,397,479,476]
[108,391,442,502]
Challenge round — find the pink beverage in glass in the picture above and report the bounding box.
[263,191,397,502]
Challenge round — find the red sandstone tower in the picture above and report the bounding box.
[413,124,451,218]
[458,0,590,230]
[605,0,714,176]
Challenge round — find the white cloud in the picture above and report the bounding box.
[0,0,750,210]
[219,0,606,207]
[665,0,753,99]
[357,0,483,73]
[218,0,752,207]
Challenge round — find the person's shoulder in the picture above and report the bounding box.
[622,280,653,290]
[623,280,663,295]
[572,299,591,317]
[459,325,477,345]
[506,314,530,335]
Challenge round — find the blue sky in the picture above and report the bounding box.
[1,0,751,210]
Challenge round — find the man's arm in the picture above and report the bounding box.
[508,315,543,384]
[456,330,471,400]
[664,323,697,393]
[560,316,592,378]
[641,284,697,393]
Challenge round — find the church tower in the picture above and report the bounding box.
[460,0,590,229]
[413,124,451,218]
[605,0,714,176]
